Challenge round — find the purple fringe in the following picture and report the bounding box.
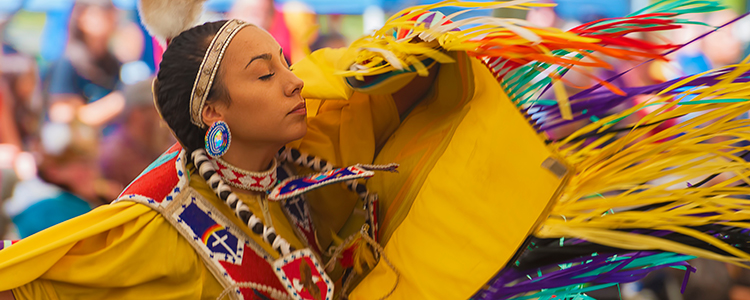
[530,69,750,132]
[474,251,694,300]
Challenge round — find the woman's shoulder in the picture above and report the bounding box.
[0,200,208,293]
[116,143,188,210]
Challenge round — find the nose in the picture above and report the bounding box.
[285,69,304,97]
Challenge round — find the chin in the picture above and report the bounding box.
[278,121,307,144]
[290,123,307,141]
[273,117,307,144]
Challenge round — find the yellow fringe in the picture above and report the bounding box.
[539,60,750,266]
[334,0,599,78]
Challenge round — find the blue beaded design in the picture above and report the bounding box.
[205,121,231,157]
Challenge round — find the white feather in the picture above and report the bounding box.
[138,0,207,43]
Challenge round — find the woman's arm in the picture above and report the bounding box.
[391,64,440,117]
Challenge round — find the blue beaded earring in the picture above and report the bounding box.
[205,121,231,158]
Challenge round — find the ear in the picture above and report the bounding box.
[201,103,224,127]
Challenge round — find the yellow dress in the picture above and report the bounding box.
[294,48,564,300]
[0,89,400,299]
[291,6,750,300]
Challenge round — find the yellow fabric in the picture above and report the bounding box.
[296,48,355,101]
[3,168,343,299]
[0,88,399,298]
[12,281,57,300]
[290,52,401,251]
[5,175,307,299]
[348,53,564,300]
[3,201,225,299]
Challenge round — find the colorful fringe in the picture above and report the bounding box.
[337,0,750,299]
[476,252,696,300]
[469,2,750,299]
[469,60,750,299]
[523,13,750,132]
[538,57,750,263]
[340,0,725,120]
[0,240,18,251]
[532,65,750,132]
[336,0,694,80]
[495,0,725,120]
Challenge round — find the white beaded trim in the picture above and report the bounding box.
[217,281,293,300]
[213,157,278,192]
[192,149,293,256]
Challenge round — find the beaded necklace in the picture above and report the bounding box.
[213,156,278,192]
[194,147,399,299]
[192,149,294,255]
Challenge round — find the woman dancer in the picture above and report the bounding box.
[0,2,429,299]
[3,0,750,299]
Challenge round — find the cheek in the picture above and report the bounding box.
[227,95,283,134]
[230,105,306,143]
[223,80,304,142]
[238,97,278,122]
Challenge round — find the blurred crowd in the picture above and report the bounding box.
[0,0,749,299]
[0,0,352,241]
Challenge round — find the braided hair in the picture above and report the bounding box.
[153,21,233,153]
[154,20,373,231]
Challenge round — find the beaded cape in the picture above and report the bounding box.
[114,143,323,300]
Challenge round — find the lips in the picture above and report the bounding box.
[288,101,307,115]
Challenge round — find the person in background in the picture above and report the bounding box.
[228,0,317,63]
[228,0,293,63]
[98,78,174,187]
[1,45,43,150]
[0,169,18,239]
[46,0,121,123]
[0,81,20,148]
[0,44,43,241]
[309,31,347,52]
[3,121,119,238]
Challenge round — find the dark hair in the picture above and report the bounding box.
[155,21,232,153]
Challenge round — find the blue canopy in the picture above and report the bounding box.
[3,0,629,19]
[1,0,517,14]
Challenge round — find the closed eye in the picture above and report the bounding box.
[259,73,275,80]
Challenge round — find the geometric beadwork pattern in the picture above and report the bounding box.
[269,166,374,201]
[116,143,186,208]
[175,198,245,264]
[172,193,288,299]
[273,249,333,300]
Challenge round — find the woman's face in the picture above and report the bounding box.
[208,26,306,147]
[78,5,117,39]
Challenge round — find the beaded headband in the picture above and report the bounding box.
[190,19,250,128]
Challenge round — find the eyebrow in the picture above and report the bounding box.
[245,53,272,69]
[244,49,285,69]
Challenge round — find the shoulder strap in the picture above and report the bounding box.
[115,145,289,300]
